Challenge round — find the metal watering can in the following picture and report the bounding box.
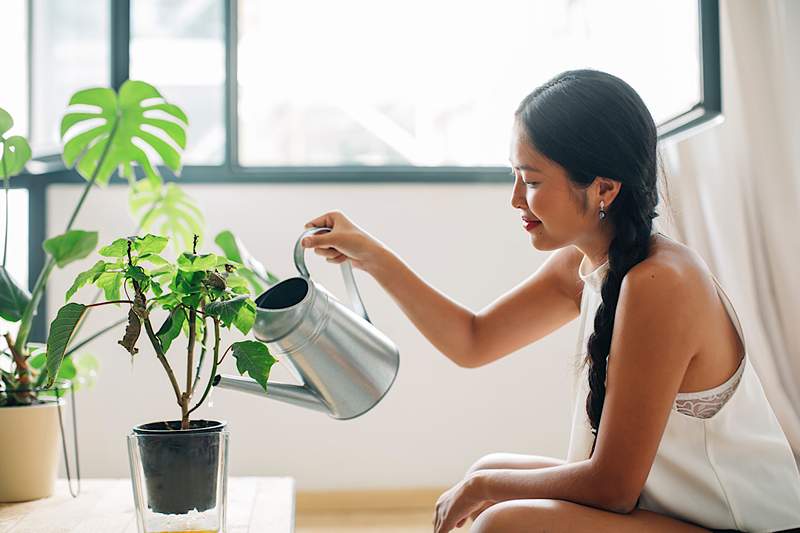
[213,227,400,419]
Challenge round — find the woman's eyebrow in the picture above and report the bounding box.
[508,160,542,172]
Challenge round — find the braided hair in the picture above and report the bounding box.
[514,69,664,455]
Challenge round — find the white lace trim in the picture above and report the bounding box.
[674,356,745,418]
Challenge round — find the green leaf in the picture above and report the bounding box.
[231,341,277,392]
[60,80,189,186]
[98,238,130,257]
[0,108,12,137]
[65,260,107,302]
[215,230,279,289]
[156,306,185,353]
[233,298,256,334]
[1,136,32,178]
[0,266,31,322]
[43,230,99,268]
[28,352,46,370]
[45,303,87,387]
[138,253,169,266]
[95,272,124,301]
[129,181,204,253]
[134,234,168,255]
[56,357,77,381]
[72,352,99,390]
[205,295,255,334]
[177,253,219,272]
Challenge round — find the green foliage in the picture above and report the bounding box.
[129,180,204,253]
[156,306,185,352]
[60,80,188,186]
[43,230,98,268]
[231,341,277,392]
[205,294,256,335]
[0,107,32,178]
[47,231,277,422]
[215,230,280,294]
[45,303,87,387]
[0,266,31,322]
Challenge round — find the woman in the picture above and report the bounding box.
[301,69,800,532]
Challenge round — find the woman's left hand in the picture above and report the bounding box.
[433,473,495,532]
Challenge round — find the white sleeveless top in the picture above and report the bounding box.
[566,232,800,532]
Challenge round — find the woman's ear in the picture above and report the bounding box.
[596,176,622,208]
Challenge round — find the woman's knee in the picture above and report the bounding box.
[471,499,562,533]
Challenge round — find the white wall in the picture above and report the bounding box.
[46,182,578,491]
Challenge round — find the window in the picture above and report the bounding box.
[30,0,110,156]
[0,0,29,138]
[237,0,704,168]
[131,0,226,165]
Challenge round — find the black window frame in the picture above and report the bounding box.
[8,0,720,340]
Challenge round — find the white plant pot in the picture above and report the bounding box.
[0,399,63,502]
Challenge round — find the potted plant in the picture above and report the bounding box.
[0,80,210,502]
[45,232,277,530]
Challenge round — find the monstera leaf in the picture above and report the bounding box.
[60,80,188,186]
[129,180,204,252]
[0,107,32,179]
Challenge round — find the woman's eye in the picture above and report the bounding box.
[524,181,539,188]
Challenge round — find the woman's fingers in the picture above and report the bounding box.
[304,210,343,230]
[314,247,341,258]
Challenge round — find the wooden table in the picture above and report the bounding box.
[0,477,295,533]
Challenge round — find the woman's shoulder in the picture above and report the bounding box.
[627,233,716,311]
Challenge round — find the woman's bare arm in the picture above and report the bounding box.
[367,245,583,368]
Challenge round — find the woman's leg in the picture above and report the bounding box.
[470,499,711,533]
[461,454,565,524]
[465,453,564,477]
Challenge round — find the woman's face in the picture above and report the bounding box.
[509,120,591,251]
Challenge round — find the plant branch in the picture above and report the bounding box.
[142,315,183,406]
[69,195,163,342]
[85,300,134,309]
[14,119,120,353]
[186,307,197,397]
[217,344,233,366]
[191,316,209,396]
[187,317,220,416]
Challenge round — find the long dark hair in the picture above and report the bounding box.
[515,69,665,454]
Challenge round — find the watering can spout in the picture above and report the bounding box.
[213,375,330,415]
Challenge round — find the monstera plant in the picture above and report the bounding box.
[0,80,214,503]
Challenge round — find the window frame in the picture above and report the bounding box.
[12,0,720,340]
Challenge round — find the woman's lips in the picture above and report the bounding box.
[522,218,541,231]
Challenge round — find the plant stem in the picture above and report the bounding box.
[85,300,134,308]
[3,332,31,393]
[187,317,219,416]
[191,316,209,396]
[14,119,119,354]
[142,315,183,406]
[68,195,162,342]
[216,344,233,366]
[182,306,198,429]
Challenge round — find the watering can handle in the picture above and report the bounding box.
[293,227,371,324]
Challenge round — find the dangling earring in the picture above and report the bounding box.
[599,200,606,220]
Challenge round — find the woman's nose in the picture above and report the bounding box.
[510,185,526,209]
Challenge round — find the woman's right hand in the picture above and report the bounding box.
[301,210,385,272]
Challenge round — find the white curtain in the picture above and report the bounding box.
[657,0,800,460]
